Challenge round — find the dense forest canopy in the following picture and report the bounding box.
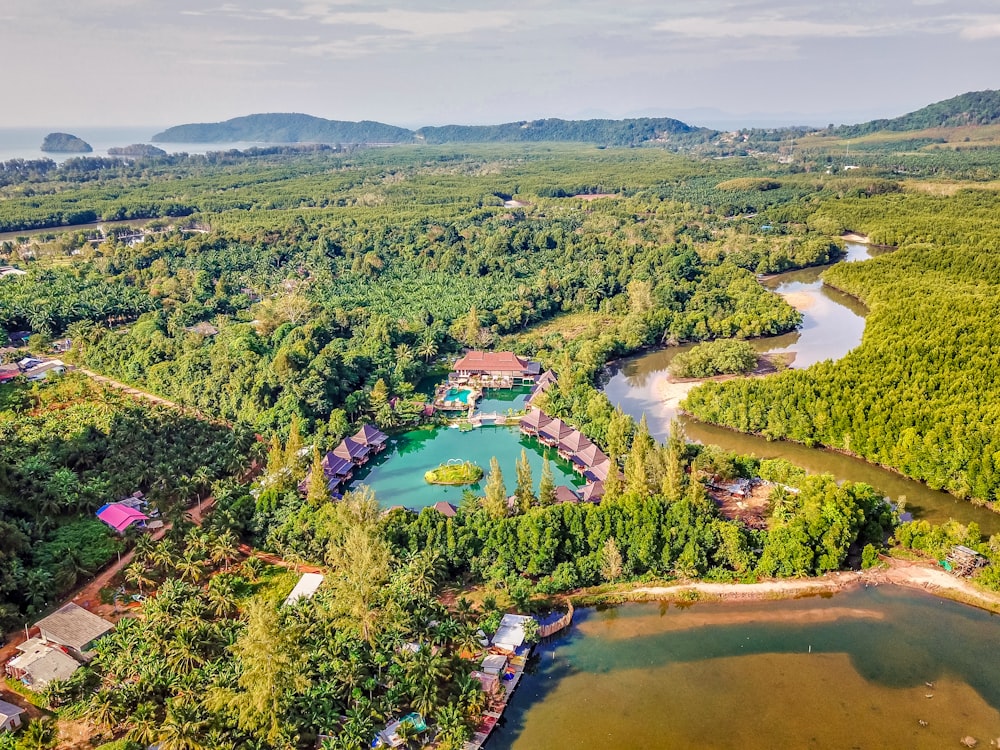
[684,188,1000,505]
[6,112,1000,749]
[830,89,1000,137]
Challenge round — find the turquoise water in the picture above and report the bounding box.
[492,587,1000,749]
[443,387,475,404]
[354,426,584,509]
[476,386,531,415]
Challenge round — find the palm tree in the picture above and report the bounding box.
[174,549,205,584]
[18,719,57,750]
[435,702,470,748]
[88,690,121,731]
[124,560,154,594]
[167,626,205,674]
[206,575,238,619]
[208,530,239,572]
[126,703,161,748]
[417,338,438,363]
[157,702,207,750]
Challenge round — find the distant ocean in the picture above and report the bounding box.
[0,127,275,163]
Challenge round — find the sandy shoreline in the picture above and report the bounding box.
[598,558,1000,614]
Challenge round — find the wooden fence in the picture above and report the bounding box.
[538,601,574,639]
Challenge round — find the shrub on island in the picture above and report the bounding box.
[669,339,758,379]
[424,460,484,485]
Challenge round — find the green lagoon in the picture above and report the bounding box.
[492,586,1000,749]
[354,425,584,509]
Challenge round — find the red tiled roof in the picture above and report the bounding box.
[453,350,531,374]
[539,418,573,442]
[553,486,579,503]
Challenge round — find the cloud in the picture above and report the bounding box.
[654,16,870,39]
[960,20,1000,38]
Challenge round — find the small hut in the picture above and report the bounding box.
[945,545,987,577]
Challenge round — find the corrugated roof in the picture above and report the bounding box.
[284,573,324,606]
[35,603,113,651]
[0,699,26,722]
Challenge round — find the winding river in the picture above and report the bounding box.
[602,243,1000,536]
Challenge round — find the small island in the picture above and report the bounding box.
[424,460,483,485]
[669,339,759,379]
[108,143,167,158]
[41,132,93,153]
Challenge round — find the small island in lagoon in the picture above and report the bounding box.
[40,132,93,153]
[424,459,484,485]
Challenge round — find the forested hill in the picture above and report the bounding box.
[415,117,716,147]
[153,113,715,147]
[152,113,415,144]
[832,90,1000,137]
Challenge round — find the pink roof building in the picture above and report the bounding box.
[96,503,148,533]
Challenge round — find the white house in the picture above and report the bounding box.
[0,700,26,732]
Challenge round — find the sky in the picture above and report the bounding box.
[4,0,1000,130]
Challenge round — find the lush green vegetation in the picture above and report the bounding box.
[5,132,1000,748]
[424,461,483,486]
[669,339,758,379]
[51,491,496,750]
[684,188,1000,505]
[2,146,831,434]
[831,89,1000,137]
[153,113,413,144]
[41,133,92,153]
[0,375,250,628]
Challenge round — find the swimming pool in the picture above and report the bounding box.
[443,387,476,405]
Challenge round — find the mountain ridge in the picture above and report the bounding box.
[151,90,1000,147]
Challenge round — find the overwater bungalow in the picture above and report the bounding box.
[571,443,608,471]
[553,485,580,504]
[584,458,614,483]
[581,481,605,503]
[298,451,354,495]
[353,423,388,453]
[518,408,552,436]
[527,370,558,406]
[538,417,573,447]
[558,430,593,460]
[334,436,371,465]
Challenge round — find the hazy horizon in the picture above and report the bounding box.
[5,0,1000,130]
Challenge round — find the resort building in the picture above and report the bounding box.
[334,436,371,465]
[583,458,614,483]
[553,486,580,504]
[581,481,605,503]
[353,424,388,453]
[557,430,593,460]
[571,443,609,473]
[518,409,551,436]
[432,501,458,518]
[527,370,558,406]
[451,351,541,386]
[538,417,574,447]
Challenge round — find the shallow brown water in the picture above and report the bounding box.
[490,587,1000,749]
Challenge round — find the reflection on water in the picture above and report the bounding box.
[600,243,1000,534]
[354,426,582,509]
[602,243,875,437]
[491,587,1000,750]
